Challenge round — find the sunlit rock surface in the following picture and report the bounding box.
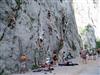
[73,0,99,38]
[73,0,99,49]
[80,25,96,49]
[0,0,81,73]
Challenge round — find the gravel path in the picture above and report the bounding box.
[13,57,100,75]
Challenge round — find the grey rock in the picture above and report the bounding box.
[0,0,97,74]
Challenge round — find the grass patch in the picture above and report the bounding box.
[31,64,40,70]
[96,39,100,48]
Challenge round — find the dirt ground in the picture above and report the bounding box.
[13,57,100,75]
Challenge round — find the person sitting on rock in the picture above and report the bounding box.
[67,52,73,59]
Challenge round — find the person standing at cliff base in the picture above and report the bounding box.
[52,51,58,66]
[80,48,87,64]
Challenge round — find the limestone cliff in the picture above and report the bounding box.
[0,0,82,74]
[73,0,99,49]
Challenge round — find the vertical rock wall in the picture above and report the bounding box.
[73,0,98,49]
[0,0,81,73]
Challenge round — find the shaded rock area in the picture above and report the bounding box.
[1,0,97,74]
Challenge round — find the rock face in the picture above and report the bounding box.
[73,0,99,49]
[73,0,98,34]
[73,0,98,49]
[0,0,81,74]
[80,25,96,49]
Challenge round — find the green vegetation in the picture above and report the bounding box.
[84,44,88,49]
[58,39,64,51]
[15,0,22,9]
[96,38,100,48]
[31,64,40,70]
[79,24,91,35]
[0,69,4,75]
[79,27,86,35]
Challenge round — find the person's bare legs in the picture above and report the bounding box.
[82,58,87,64]
[84,58,87,64]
